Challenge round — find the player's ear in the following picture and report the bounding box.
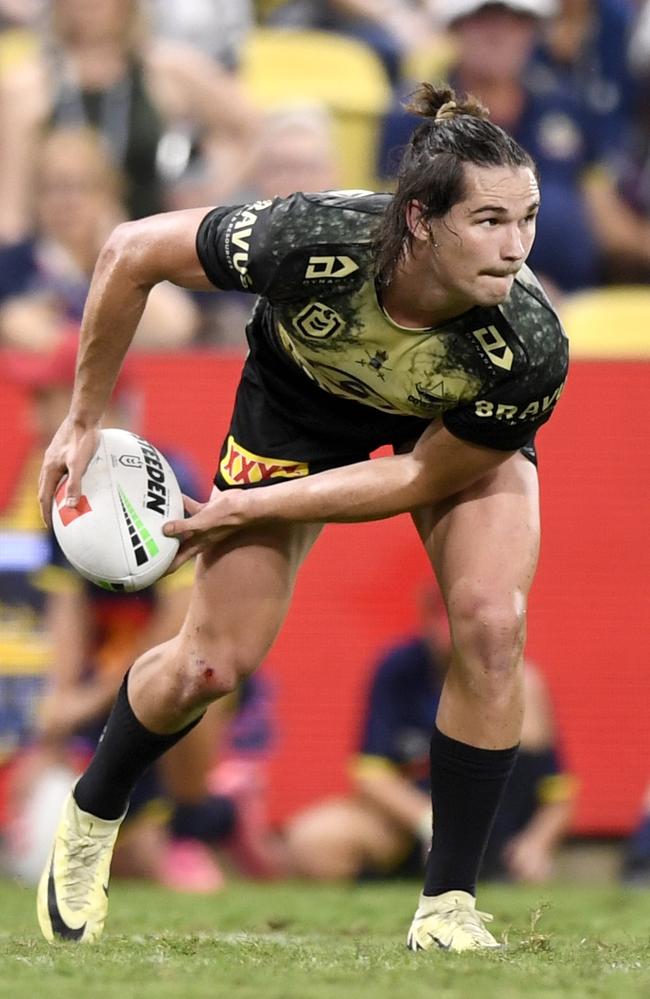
[406,200,432,243]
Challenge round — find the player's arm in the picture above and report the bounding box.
[164,421,516,563]
[38,208,217,526]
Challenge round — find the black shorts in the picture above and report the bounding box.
[214,313,536,490]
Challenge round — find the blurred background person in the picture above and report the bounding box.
[0,0,259,241]
[621,780,650,886]
[534,0,638,152]
[244,104,342,202]
[530,0,650,286]
[0,334,277,888]
[0,125,199,352]
[284,585,576,883]
[196,103,343,348]
[606,0,650,284]
[377,0,650,298]
[149,0,254,71]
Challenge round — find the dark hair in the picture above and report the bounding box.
[374,83,537,283]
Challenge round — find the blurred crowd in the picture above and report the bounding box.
[0,0,648,352]
[1,0,650,892]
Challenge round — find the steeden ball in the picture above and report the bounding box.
[52,428,184,592]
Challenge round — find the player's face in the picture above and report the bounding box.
[428,163,539,308]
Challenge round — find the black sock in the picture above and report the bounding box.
[74,674,204,820]
[170,795,237,844]
[423,725,518,897]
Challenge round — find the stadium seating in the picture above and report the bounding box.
[241,28,392,191]
[559,286,650,359]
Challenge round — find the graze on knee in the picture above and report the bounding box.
[181,653,250,706]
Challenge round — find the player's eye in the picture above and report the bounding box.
[478,217,500,227]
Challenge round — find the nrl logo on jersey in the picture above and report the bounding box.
[293,302,344,339]
[304,255,359,280]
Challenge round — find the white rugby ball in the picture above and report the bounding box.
[52,428,184,592]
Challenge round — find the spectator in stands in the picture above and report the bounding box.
[0,0,258,238]
[284,584,576,883]
[0,0,40,30]
[533,0,638,152]
[0,335,276,887]
[248,105,342,202]
[532,0,650,284]
[377,0,650,295]
[0,125,199,352]
[196,105,342,348]
[629,0,650,77]
[150,0,254,70]
[606,2,650,284]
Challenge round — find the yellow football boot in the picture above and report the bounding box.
[37,791,123,943]
[407,890,501,952]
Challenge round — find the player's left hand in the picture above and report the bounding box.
[163,492,245,571]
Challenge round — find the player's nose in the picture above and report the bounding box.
[501,224,526,261]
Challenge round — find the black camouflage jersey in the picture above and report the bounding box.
[196,191,569,452]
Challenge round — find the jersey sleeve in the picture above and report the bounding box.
[443,330,569,451]
[195,198,284,294]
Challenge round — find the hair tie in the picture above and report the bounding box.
[435,101,457,121]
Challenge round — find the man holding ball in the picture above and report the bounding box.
[37,84,568,952]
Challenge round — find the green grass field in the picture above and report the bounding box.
[1,878,650,999]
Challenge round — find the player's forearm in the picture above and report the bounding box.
[239,453,428,525]
[69,229,151,426]
[69,209,214,425]
[229,428,507,527]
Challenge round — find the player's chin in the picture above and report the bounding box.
[475,274,515,304]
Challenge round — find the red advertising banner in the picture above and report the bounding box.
[1,355,648,834]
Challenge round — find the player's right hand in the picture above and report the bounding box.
[38,417,101,528]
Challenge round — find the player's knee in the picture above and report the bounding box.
[175,641,258,709]
[449,586,526,677]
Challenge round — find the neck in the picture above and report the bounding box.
[381,254,473,329]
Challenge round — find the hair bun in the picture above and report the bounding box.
[435,100,458,121]
[404,84,489,123]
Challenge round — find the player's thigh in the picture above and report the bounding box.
[178,492,322,676]
[413,452,540,617]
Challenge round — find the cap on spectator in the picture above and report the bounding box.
[442,0,558,25]
[4,326,135,400]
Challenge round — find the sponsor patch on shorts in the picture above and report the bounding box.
[219,435,309,486]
